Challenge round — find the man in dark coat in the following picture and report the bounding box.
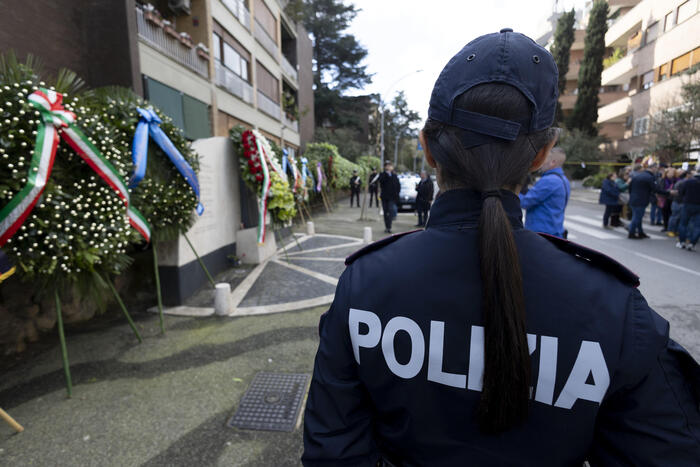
[628,163,667,239]
[379,162,400,233]
[368,168,380,208]
[415,171,434,227]
[349,170,362,207]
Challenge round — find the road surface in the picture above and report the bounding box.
[561,200,700,359]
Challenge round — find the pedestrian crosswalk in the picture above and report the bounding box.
[564,214,668,241]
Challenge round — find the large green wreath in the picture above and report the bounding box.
[80,86,200,243]
[0,54,133,298]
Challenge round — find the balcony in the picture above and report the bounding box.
[254,19,279,59]
[283,114,299,132]
[215,61,254,105]
[135,7,209,78]
[257,90,281,120]
[221,0,251,30]
[598,95,631,124]
[281,56,298,83]
[601,52,636,86]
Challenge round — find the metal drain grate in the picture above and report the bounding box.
[228,372,310,432]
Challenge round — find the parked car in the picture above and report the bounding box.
[398,174,420,212]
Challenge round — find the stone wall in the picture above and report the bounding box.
[157,136,243,305]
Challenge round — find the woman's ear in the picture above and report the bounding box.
[529,137,557,172]
[419,130,437,169]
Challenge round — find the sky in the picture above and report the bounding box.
[346,0,588,123]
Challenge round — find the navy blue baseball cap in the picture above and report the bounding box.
[428,28,559,148]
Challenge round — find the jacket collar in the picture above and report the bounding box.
[426,188,523,230]
[542,167,564,176]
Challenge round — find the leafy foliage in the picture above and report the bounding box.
[652,77,700,163]
[551,9,576,125]
[304,142,362,189]
[558,128,605,179]
[286,0,371,129]
[569,0,609,135]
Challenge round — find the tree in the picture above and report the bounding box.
[558,128,605,179]
[551,9,576,125]
[286,0,372,127]
[652,76,700,163]
[569,0,609,135]
[382,91,421,165]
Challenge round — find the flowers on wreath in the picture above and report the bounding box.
[233,127,296,225]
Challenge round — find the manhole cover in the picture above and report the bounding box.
[228,372,310,432]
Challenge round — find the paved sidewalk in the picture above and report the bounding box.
[159,197,419,318]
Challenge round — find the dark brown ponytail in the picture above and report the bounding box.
[422,84,558,432]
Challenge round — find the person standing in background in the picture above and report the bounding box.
[368,167,379,208]
[519,147,570,237]
[668,170,688,237]
[349,170,362,207]
[599,172,621,229]
[378,162,400,233]
[627,163,667,239]
[415,170,434,227]
[677,169,700,251]
[660,168,676,232]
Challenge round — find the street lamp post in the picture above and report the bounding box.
[379,69,422,163]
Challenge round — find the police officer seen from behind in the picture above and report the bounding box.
[378,162,400,233]
[368,167,380,208]
[519,147,570,238]
[349,169,362,208]
[415,170,434,227]
[303,29,700,466]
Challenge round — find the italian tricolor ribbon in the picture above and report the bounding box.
[254,136,272,244]
[0,88,151,247]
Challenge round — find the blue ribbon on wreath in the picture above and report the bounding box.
[300,156,314,186]
[130,107,204,215]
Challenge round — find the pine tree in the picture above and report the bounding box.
[551,9,576,125]
[286,0,372,127]
[569,0,609,135]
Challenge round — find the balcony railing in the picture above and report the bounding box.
[283,114,299,132]
[254,19,279,59]
[135,7,209,78]
[257,90,281,120]
[215,61,254,104]
[281,56,298,82]
[222,0,251,30]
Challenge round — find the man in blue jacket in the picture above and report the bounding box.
[628,163,667,239]
[520,148,570,237]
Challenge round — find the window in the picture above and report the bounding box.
[664,11,674,31]
[645,21,659,44]
[224,43,241,76]
[677,0,697,24]
[254,0,277,39]
[144,77,211,140]
[633,116,650,136]
[658,63,670,81]
[256,62,279,102]
[672,51,692,74]
[692,47,700,67]
[212,33,222,62]
[641,70,654,90]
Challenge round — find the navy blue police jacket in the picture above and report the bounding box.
[302,189,700,467]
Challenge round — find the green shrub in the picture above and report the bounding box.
[304,142,362,189]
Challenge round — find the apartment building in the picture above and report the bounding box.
[598,0,700,158]
[1,0,314,154]
[536,2,637,123]
[137,0,314,155]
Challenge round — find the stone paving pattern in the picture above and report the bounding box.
[239,262,336,308]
